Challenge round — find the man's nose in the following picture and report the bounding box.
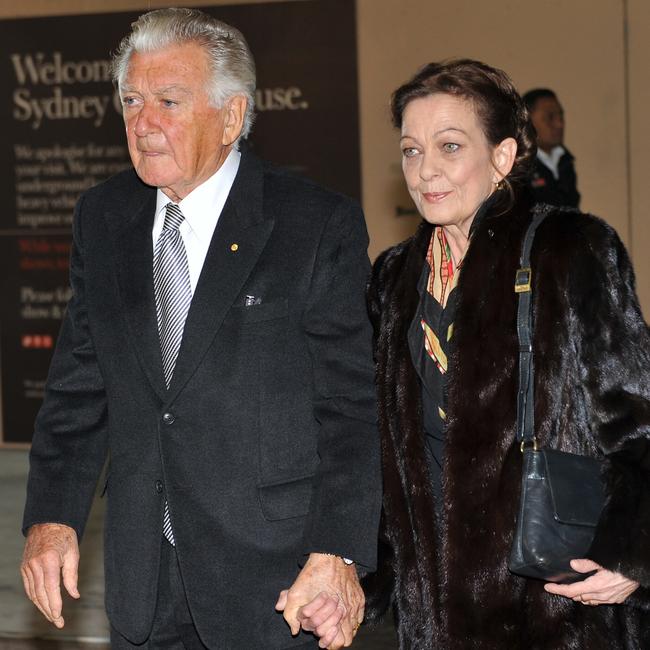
[132,104,158,137]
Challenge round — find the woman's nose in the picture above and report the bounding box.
[419,151,440,181]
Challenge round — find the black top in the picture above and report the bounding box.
[408,270,457,503]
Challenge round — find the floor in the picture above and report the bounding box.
[0,449,397,649]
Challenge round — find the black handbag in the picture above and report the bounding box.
[507,212,606,584]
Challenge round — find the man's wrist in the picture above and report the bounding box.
[305,552,365,578]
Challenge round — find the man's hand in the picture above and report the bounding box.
[275,552,364,649]
[544,558,639,606]
[21,523,80,628]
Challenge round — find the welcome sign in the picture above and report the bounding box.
[0,0,360,444]
[11,52,116,129]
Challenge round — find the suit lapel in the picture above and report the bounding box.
[166,150,273,402]
[111,183,168,400]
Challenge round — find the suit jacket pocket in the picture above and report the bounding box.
[257,474,314,521]
[226,298,288,324]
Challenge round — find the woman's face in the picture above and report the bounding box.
[400,93,510,232]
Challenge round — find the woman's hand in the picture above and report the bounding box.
[544,559,639,606]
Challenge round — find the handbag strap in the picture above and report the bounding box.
[515,211,548,449]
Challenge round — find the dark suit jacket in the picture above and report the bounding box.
[529,149,580,208]
[23,150,381,648]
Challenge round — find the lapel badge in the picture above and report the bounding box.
[245,295,262,306]
[230,243,239,252]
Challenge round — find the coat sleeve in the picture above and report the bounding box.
[22,193,109,541]
[571,218,650,608]
[360,248,398,618]
[299,197,381,572]
[366,247,392,351]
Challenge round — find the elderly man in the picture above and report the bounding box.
[20,8,380,650]
[523,88,580,208]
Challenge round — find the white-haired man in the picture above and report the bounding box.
[21,8,380,649]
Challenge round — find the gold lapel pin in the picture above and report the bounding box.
[230,243,239,252]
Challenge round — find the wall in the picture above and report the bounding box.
[627,0,650,315]
[356,1,628,245]
[1,0,647,315]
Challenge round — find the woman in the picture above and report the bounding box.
[364,59,650,648]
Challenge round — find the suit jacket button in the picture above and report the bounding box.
[155,480,164,493]
[162,412,175,425]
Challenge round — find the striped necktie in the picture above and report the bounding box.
[153,202,192,545]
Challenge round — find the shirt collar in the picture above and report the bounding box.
[154,148,241,239]
[536,145,565,179]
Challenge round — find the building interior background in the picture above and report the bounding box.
[1,1,647,648]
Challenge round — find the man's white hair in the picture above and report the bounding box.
[112,7,256,140]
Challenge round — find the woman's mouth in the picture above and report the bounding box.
[422,191,452,203]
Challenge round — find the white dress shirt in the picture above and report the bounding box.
[536,145,565,181]
[152,148,241,293]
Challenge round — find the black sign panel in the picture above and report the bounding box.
[0,0,359,444]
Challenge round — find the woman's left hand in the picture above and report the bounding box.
[544,559,639,606]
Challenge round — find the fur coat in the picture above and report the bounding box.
[363,193,650,649]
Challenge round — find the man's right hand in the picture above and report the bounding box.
[21,523,80,628]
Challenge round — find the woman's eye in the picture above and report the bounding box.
[402,147,419,158]
[443,142,460,153]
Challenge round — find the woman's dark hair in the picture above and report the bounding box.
[391,59,536,203]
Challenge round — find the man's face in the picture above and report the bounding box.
[529,96,565,153]
[120,42,235,202]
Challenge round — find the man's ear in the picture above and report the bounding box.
[492,137,518,183]
[221,95,247,146]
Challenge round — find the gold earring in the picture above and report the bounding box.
[495,179,505,190]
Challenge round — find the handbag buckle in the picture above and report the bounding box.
[520,436,538,452]
[514,267,532,293]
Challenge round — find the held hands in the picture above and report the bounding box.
[544,558,639,606]
[275,552,364,649]
[20,523,80,628]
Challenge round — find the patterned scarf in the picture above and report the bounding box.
[420,227,462,376]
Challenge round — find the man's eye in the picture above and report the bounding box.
[402,147,419,158]
[442,143,459,153]
[162,99,177,108]
[122,96,138,107]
